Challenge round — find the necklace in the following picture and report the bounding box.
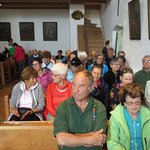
[56,86,67,93]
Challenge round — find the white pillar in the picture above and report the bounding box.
[69,4,84,50]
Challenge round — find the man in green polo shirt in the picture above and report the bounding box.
[54,70,107,150]
[134,55,150,90]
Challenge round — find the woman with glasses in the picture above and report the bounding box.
[107,83,150,150]
[88,53,108,77]
[32,57,53,95]
[110,68,134,110]
[43,62,72,120]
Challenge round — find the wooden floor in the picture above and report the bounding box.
[0,79,18,98]
[0,79,18,121]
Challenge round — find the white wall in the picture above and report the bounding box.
[69,4,84,50]
[0,9,70,55]
[85,9,102,27]
[101,0,150,72]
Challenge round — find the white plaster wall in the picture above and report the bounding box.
[85,9,102,27]
[101,0,150,72]
[0,9,70,55]
[69,4,84,50]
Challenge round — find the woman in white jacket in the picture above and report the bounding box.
[8,66,45,121]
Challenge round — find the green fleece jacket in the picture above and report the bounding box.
[107,104,150,150]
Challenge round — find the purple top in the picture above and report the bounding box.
[36,69,53,91]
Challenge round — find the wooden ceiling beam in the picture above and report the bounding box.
[0,0,107,9]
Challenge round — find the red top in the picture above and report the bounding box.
[43,80,72,118]
[14,46,25,61]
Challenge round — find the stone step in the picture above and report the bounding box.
[87,39,104,44]
[84,18,91,24]
[78,18,104,55]
[87,43,104,48]
[85,27,102,31]
[84,24,97,28]
[86,34,102,39]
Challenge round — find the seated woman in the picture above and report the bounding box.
[110,67,134,110]
[67,57,83,82]
[32,57,53,95]
[88,53,108,77]
[107,83,150,150]
[91,65,109,111]
[43,62,72,120]
[8,66,45,121]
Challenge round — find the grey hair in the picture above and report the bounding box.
[76,70,94,86]
[51,62,68,75]
[142,55,150,60]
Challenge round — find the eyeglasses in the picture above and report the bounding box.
[52,73,60,77]
[143,60,150,63]
[112,63,120,66]
[125,101,141,106]
[97,57,103,60]
[32,63,39,66]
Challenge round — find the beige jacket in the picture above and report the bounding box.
[145,80,150,107]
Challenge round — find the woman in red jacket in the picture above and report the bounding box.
[43,62,72,120]
[13,43,25,72]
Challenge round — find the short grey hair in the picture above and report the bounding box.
[75,70,94,86]
[51,62,68,75]
[78,51,88,58]
[142,55,150,61]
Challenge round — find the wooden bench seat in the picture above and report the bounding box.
[0,121,57,150]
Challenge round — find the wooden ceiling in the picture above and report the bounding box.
[0,0,108,9]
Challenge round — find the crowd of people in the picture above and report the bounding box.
[2,39,150,150]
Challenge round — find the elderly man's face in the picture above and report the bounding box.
[143,57,150,69]
[72,73,91,102]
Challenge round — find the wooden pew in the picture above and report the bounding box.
[0,58,17,86]
[0,61,5,86]
[3,59,11,82]
[9,58,17,78]
[0,95,10,121]
[0,121,57,150]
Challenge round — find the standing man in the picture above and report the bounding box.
[134,55,150,90]
[102,40,111,59]
[7,38,15,56]
[54,70,107,150]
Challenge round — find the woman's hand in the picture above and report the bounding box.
[12,108,21,118]
[20,110,33,120]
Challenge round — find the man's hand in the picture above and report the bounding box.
[90,129,106,146]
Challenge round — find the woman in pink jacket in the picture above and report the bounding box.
[32,57,53,95]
